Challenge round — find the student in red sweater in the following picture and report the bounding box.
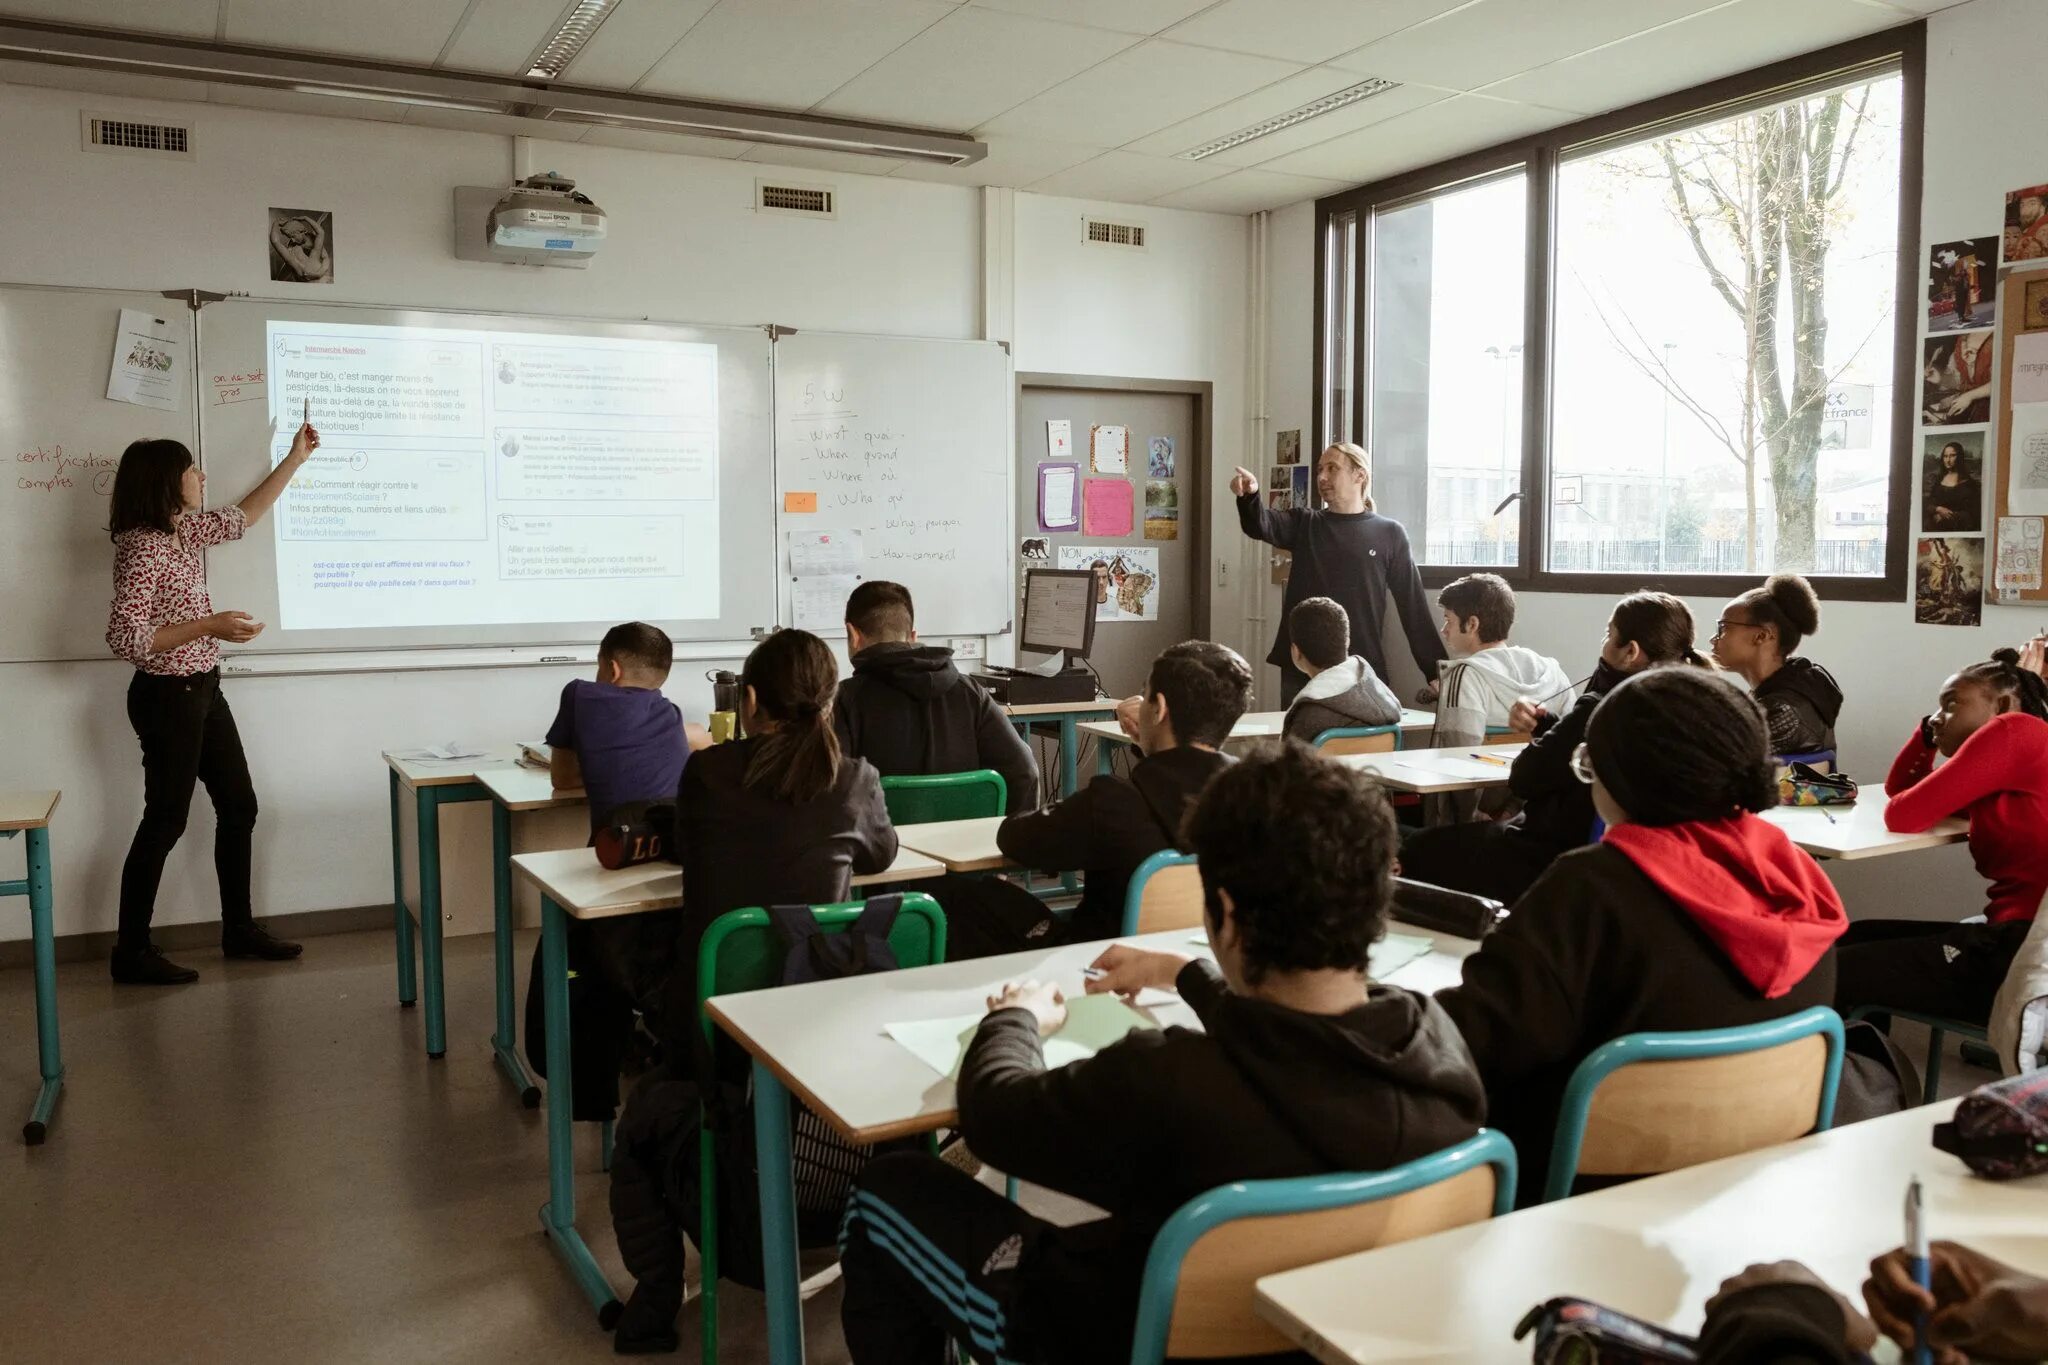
[1835,649,2048,1027]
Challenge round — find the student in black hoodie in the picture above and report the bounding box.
[996,640,1250,945]
[834,580,1039,814]
[838,743,1486,1365]
[1400,590,1705,903]
[1438,667,1846,1200]
[1711,574,1843,756]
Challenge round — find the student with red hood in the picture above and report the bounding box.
[1439,666,1845,1200]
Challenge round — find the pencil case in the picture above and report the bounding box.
[1514,1298,1698,1363]
[1933,1071,2048,1178]
[593,800,677,870]
[1777,763,1857,807]
[1391,877,1506,939]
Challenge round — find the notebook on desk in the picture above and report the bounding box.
[517,741,552,771]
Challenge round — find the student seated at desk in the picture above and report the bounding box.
[545,621,706,829]
[995,640,1251,947]
[833,579,1038,814]
[1426,572,1572,751]
[838,743,1485,1365]
[1279,595,1401,744]
[1711,574,1842,756]
[1835,650,2048,1029]
[1438,667,1844,1200]
[1400,591,1705,903]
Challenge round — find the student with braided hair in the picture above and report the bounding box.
[1440,667,1846,1197]
[1835,649,2048,1027]
[1712,573,1844,755]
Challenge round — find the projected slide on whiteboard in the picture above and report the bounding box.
[264,319,718,630]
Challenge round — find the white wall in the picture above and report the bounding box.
[0,80,1250,941]
[1255,0,2042,921]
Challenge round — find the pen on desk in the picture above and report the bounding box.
[1466,752,1510,766]
[1080,966,1105,981]
[1908,1175,1932,1365]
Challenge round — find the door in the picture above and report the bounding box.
[1016,383,1204,698]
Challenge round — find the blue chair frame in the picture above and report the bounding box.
[1846,1005,1987,1105]
[1543,1007,1845,1203]
[1311,724,1404,753]
[1777,749,1837,772]
[1121,849,1199,936]
[1127,1130,1518,1365]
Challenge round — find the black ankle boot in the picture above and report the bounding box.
[222,923,303,960]
[110,943,200,985]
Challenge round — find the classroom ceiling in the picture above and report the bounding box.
[0,0,1959,214]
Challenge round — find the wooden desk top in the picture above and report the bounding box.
[706,922,1476,1146]
[1761,794,1969,860]
[0,790,60,831]
[1255,1101,2048,1365]
[476,765,586,812]
[510,845,947,921]
[894,816,1012,873]
[1002,699,1118,717]
[1338,744,1525,794]
[382,745,519,788]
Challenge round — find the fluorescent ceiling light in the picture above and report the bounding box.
[1179,77,1400,160]
[526,0,619,80]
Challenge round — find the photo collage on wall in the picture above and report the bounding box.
[1025,418,1179,623]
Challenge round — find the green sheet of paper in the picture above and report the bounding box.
[886,994,1160,1078]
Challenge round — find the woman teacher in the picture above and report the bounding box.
[104,420,319,984]
[1233,442,1445,705]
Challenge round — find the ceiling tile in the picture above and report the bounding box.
[0,57,210,103]
[964,0,1216,36]
[0,0,220,37]
[1151,167,1351,213]
[1121,64,1358,156]
[1251,92,1563,181]
[635,0,953,109]
[225,0,475,64]
[559,0,719,89]
[816,7,1139,130]
[740,145,909,176]
[1482,0,1907,117]
[889,135,1099,187]
[1326,0,1730,91]
[1024,148,1228,201]
[206,82,410,122]
[438,0,570,75]
[576,125,756,157]
[981,39,1305,148]
[1163,0,1475,65]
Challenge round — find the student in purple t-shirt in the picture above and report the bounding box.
[546,622,705,831]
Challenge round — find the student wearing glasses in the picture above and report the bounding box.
[1711,574,1843,757]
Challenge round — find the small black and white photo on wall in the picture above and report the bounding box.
[268,208,333,284]
[1926,237,1998,333]
[1922,332,1993,426]
[1922,431,1985,534]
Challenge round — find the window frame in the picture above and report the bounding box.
[1312,23,1925,602]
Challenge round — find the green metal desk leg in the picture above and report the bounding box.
[491,801,540,1106]
[417,787,448,1059]
[1096,735,1115,777]
[23,827,61,1144]
[752,1061,805,1365]
[1060,716,1080,797]
[390,769,417,1009]
[539,896,623,1325]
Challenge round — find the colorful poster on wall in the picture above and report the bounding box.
[1148,436,1176,478]
[1996,516,2043,594]
[1144,479,1178,540]
[1276,429,1301,464]
[1082,477,1133,536]
[1291,464,1312,507]
[1915,536,1984,626]
[2002,182,2048,264]
[1057,545,1160,622]
[1927,237,1998,333]
[1046,418,1072,461]
[1090,424,1129,474]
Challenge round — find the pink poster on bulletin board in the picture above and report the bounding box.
[1083,478,1133,536]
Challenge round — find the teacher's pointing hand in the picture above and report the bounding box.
[1230,466,1258,497]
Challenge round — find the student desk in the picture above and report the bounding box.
[1338,743,1526,794]
[509,843,947,1323]
[894,815,1013,873]
[475,766,587,1106]
[1,790,61,1144]
[1002,699,1119,798]
[1761,794,1969,860]
[1254,1100,2048,1365]
[705,920,1476,1363]
[1080,707,1438,775]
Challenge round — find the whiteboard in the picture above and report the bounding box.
[0,285,197,663]
[198,297,777,651]
[774,331,1012,635]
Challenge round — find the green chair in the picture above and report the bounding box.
[1312,725,1403,756]
[880,770,1007,825]
[1128,1130,1517,1363]
[693,894,946,1364]
[1543,1007,1844,1203]
[1846,1005,1987,1105]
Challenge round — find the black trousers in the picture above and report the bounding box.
[1398,822,1563,906]
[118,668,258,947]
[1834,918,2032,1028]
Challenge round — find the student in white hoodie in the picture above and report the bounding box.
[1282,596,1403,745]
[1429,573,1573,750]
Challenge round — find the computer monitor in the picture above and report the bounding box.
[1019,567,1098,660]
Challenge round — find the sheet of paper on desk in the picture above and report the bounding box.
[886,994,1159,1078]
[1371,932,1433,979]
[397,742,487,761]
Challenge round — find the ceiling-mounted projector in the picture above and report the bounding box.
[453,172,607,268]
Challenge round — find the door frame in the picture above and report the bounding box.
[1015,372,1214,644]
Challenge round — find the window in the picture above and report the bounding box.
[1366,173,1526,569]
[1315,28,1921,600]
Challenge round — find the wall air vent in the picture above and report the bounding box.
[756,181,836,218]
[83,112,192,159]
[1082,217,1147,249]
